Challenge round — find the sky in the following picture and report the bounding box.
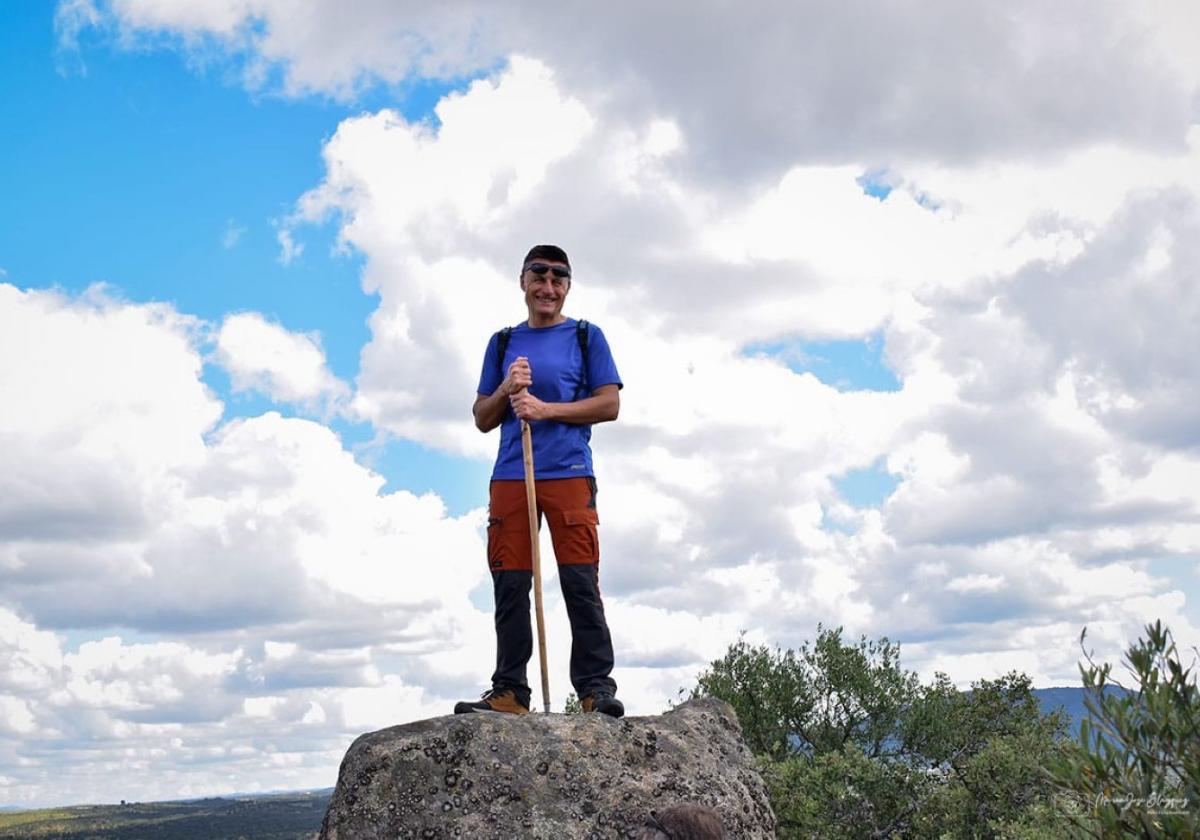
[2,0,1199,809]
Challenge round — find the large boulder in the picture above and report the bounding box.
[320,697,777,839]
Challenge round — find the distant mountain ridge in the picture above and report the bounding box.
[1032,686,1127,736]
[1,690,1116,832]
[0,791,331,839]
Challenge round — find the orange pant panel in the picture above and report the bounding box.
[487,477,599,572]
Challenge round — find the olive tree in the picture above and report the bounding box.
[1048,621,1200,839]
[688,626,1069,839]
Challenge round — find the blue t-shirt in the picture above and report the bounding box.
[477,318,622,480]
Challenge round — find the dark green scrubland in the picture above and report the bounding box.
[0,791,329,840]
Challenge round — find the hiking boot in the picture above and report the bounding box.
[581,692,624,718]
[454,688,529,715]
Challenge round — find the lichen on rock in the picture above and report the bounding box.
[319,697,776,839]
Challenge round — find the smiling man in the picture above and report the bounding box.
[457,244,625,717]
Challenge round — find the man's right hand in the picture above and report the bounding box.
[504,356,532,395]
[473,357,533,433]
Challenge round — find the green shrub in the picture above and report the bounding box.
[1048,621,1200,838]
[688,627,1069,839]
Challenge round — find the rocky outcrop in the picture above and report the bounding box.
[319,698,776,839]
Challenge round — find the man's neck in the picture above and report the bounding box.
[526,313,567,329]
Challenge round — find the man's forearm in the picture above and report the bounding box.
[473,388,511,432]
[479,385,620,430]
[544,388,619,425]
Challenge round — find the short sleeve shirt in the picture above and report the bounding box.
[477,318,622,480]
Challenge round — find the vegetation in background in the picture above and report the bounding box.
[9,624,1196,839]
[686,627,1072,839]
[0,792,329,840]
[689,623,1200,839]
[1048,621,1199,839]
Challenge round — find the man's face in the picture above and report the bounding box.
[520,260,571,322]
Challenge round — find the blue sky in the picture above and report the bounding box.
[1,2,902,517]
[2,0,1198,810]
[0,5,498,512]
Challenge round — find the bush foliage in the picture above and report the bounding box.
[686,622,1200,838]
[1048,620,1199,838]
[687,626,1070,838]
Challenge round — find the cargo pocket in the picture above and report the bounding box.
[555,508,599,565]
[486,516,505,570]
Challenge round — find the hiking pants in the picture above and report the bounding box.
[486,476,617,708]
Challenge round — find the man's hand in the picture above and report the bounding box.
[510,389,550,421]
[505,356,543,420]
[503,357,532,396]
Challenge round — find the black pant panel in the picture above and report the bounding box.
[490,570,533,709]
[490,565,617,705]
[558,563,617,698]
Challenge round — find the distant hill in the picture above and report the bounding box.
[1032,685,1128,737]
[0,691,1121,837]
[0,790,330,840]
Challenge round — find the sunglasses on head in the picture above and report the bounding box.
[524,262,572,279]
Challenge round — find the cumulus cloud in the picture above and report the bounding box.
[214,312,349,410]
[19,0,1200,809]
[0,606,357,805]
[0,285,502,806]
[278,49,1200,705]
[69,1,1199,177]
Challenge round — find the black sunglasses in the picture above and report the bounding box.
[524,262,571,279]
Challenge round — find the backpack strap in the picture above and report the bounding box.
[575,319,590,401]
[495,326,513,382]
[495,321,591,399]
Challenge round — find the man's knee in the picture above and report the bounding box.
[557,563,601,600]
[492,570,533,609]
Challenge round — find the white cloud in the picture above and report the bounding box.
[0,605,365,805]
[276,228,303,264]
[0,609,63,694]
[0,285,504,806]
[71,1,1199,176]
[215,312,349,409]
[0,696,36,735]
[53,0,101,56]
[267,52,1200,715]
[221,218,246,249]
[109,0,255,36]
[296,57,594,453]
[22,0,1200,808]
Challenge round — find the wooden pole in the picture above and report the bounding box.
[521,418,551,713]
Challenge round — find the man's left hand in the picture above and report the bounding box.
[510,390,551,421]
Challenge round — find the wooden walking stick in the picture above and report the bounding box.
[520,416,552,713]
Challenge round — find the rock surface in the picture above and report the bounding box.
[319,698,777,839]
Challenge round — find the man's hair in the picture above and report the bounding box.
[522,244,570,268]
[636,803,725,840]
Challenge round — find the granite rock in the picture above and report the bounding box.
[319,697,776,839]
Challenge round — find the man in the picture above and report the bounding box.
[455,244,624,718]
